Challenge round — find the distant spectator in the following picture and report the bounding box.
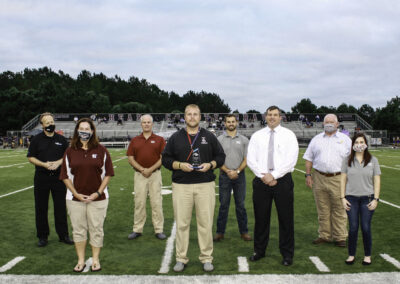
[315,115,320,123]
[117,118,123,126]
[74,116,78,124]
[339,125,350,137]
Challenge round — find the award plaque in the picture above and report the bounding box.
[191,148,202,169]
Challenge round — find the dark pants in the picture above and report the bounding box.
[346,195,375,257]
[252,173,294,259]
[34,177,69,239]
[216,171,248,234]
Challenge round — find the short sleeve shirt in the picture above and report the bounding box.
[217,132,249,170]
[341,156,381,196]
[60,144,114,201]
[126,133,166,169]
[27,132,68,179]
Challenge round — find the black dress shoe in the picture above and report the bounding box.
[345,259,355,265]
[38,238,48,247]
[362,260,372,265]
[155,233,167,240]
[249,253,265,262]
[282,258,293,266]
[59,236,74,245]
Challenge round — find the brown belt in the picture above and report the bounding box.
[315,169,341,177]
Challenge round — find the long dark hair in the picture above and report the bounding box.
[348,132,371,167]
[70,118,99,150]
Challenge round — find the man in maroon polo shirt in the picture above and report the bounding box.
[127,114,167,240]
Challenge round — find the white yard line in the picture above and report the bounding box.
[381,165,400,171]
[0,256,25,273]
[380,200,400,209]
[237,256,249,273]
[294,168,400,210]
[0,186,33,199]
[113,157,127,163]
[0,154,26,159]
[380,254,400,269]
[309,256,330,272]
[83,257,93,273]
[0,162,29,169]
[158,221,177,274]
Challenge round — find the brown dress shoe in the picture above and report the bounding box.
[241,233,252,241]
[334,240,346,247]
[312,237,329,244]
[213,234,224,242]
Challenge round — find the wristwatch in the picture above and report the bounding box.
[374,198,379,202]
[305,173,312,177]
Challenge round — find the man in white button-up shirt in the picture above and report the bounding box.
[247,106,299,266]
[303,114,351,247]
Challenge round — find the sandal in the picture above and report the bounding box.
[91,262,102,272]
[73,263,86,273]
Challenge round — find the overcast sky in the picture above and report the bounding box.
[1,0,400,112]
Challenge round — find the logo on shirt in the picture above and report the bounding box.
[151,140,156,144]
[201,137,208,144]
[55,142,62,146]
[92,154,97,158]
[236,141,241,144]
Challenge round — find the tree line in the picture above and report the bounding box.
[0,67,399,134]
[290,98,400,132]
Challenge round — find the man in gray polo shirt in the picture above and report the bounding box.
[214,114,251,242]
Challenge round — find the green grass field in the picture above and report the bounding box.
[0,147,399,276]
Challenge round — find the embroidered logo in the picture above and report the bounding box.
[236,141,241,144]
[151,140,156,144]
[92,154,97,158]
[201,137,208,144]
[55,142,62,146]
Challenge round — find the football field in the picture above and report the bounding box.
[0,147,399,282]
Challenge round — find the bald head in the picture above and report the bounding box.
[323,114,338,123]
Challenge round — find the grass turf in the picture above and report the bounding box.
[0,147,399,275]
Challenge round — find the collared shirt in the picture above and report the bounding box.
[217,131,249,170]
[60,144,114,201]
[126,132,166,168]
[247,125,299,180]
[303,131,352,173]
[27,132,68,179]
[341,156,381,196]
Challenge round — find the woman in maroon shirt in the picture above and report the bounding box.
[60,118,114,272]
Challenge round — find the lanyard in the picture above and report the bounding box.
[186,129,200,161]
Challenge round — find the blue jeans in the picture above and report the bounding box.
[216,172,248,234]
[346,195,375,257]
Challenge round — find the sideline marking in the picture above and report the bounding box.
[237,256,249,273]
[309,256,330,272]
[0,154,26,159]
[83,257,93,273]
[0,186,33,199]
[158,221,177,274]
[380,254,400,269]
[294,168,400,210]
[0,162,29,169]
[0,256,25,273]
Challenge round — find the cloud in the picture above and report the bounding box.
[1,0,400,112]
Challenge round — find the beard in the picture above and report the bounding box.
[186,120,199,128]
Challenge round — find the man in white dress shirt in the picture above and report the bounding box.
[247,106,299,266]
[303,114,352,247]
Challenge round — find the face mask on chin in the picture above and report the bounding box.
[324,123,337,133]
[44,124,55,133]
[353,144,367,152]
[78,131,92,141]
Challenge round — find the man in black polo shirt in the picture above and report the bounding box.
[27,112,73,247]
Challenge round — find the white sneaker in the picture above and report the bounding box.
[203,262,214,272]
[173,262,185,272]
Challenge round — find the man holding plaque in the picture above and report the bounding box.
[162,104,225,273]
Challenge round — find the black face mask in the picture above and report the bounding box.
[44,124,55,133]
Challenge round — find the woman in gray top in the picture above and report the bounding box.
[340,133,381,266]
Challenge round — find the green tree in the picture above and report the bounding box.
[357,104,375,124]
[291,98,317,113]
[373,96,400,131]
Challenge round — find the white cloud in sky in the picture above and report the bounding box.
[1,0,400,112]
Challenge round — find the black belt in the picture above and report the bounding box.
[315,169,341,177]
